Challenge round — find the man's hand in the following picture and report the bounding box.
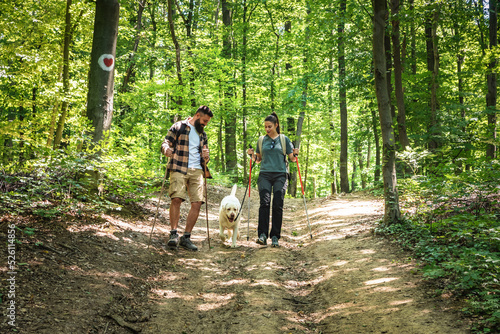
[164,147,173,157]
[202,145,210,161]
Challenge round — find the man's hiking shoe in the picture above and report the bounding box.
[256,233,267,245]
[167,233,179,250]
[271,236,279,247]
[180,235,198,251]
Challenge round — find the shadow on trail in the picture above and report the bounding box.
[2,191,469,334]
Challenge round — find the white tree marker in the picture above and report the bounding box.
[98,54,114,71]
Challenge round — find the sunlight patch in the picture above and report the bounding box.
[333,260,349,266]
[360,249,376,254]
[364,277,399,285]
[389,299,413,305]
[219,278,249,286]
[371,266,390,272]
[94,231,120,241]
[152,289,193,300]
[251,279,280,287]
[371,286,401,293]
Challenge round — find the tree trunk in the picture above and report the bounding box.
[426,4,440,151]
[221,0,237,181]
[390,0,410,151]
[120,0,146,93]
[409,0,417,75]
[339,0,349,193]
[487,0,498,159]
[241,1,257,182]
[371,104,381,182]
[356,139,367,189]
[53,0,73,149]
[295,2,311,196]
[373,0,401,225]
[265,3,279,112]
[149,2,157,80]
[242,1,249,182]
[329,39,336,195]
[86,0,119,144]
[384,0,395,121]
[284,20,297,196]
[351,160,357,192]
[168,0,183,107]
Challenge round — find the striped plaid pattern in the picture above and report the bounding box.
[161,118,209,175]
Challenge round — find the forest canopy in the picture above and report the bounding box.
[0,0,499,330]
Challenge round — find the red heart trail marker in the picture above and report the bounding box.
[103,58,113,67]
[98,54,115,72]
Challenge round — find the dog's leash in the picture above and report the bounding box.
[234,146,254,224]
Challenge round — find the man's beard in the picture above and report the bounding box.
[194,119,204,133]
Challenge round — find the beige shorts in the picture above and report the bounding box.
[169,169,205,203]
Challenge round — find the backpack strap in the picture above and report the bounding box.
[259,134,288,158]
[258,135,264,155]
[279,134,287,158]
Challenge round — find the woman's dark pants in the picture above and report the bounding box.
[257,172,288,240]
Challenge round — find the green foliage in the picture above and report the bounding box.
[376,160,500,332]
[0,142,157,216]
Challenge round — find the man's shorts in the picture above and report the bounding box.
[168,169,205,203]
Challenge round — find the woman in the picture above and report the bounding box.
[247,112,299,247]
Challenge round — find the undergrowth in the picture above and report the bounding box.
[376,160,500,333]
[0,149,164,218]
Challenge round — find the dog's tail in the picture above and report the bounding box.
[230,184,237,197]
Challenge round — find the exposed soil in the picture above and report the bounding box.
[1,185,470,333]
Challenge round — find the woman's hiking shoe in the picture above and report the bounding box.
[271,236,279,247]
[256,233,267,245]
[167,232,179,250]
[180,235,198,251]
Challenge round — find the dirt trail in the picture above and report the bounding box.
[144,187,468,334]
[0,185,469,333]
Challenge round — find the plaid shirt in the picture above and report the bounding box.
[161,118,209,175]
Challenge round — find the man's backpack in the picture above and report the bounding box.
[258,134,291,181]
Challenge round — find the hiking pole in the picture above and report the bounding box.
[296,157,313,239]
[247,146,253,241]
[148,157,170,249]
[203,159,211,248]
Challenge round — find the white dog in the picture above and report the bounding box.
[219,184,241,248]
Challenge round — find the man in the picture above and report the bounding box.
[161,106,213,251]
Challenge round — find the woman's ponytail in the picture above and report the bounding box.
[265,112,281,134]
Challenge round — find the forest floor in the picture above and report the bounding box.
[1,184,471,334]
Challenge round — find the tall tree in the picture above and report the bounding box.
[168,0,183,107]
[425,2,440,151]
[86,0,120,144]
[241,1,258,182]
[371,103,381,182]
[52,0,73,149]
[487,0,498,159]
[294,1,311,195]
[222,0,237,181]
[175,0,198,107]
[339,0,349,193]
[120,0,146,94]
[390,0,410,151]
[373,0,401,225]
